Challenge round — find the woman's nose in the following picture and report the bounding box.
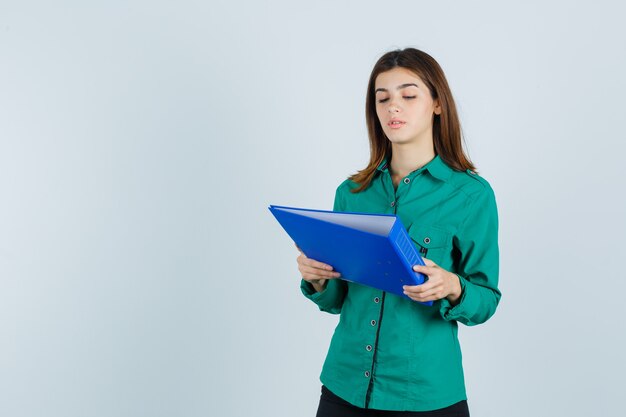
[387,97,401,113]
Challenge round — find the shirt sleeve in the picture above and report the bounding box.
[300,182,348,314]
[439,184,501,326]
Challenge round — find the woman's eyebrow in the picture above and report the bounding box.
[375,83,419,93]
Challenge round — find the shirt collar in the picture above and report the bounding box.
[376,158,390,172]
[424,154,454,182]
[376,154,453,182]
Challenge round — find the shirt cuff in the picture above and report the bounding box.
[439,274,475,322]
[300,279,343,309]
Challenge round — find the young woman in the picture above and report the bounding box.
[297,48,501,417]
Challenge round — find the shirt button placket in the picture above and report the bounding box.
[365,297,379,381]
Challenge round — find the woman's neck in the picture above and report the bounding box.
[389,140,436,180]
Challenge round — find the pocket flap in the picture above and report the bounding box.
[407,224,450,249]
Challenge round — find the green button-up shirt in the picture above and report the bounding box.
[301,155,501,412]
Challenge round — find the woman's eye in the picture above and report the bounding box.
[377,95,415,103]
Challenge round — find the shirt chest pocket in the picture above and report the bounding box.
[407,224,451,265]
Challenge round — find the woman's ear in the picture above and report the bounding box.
[434,100,442,115]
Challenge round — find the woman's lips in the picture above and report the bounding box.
[388,120,406,129]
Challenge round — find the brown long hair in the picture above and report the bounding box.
[348,48,475,193]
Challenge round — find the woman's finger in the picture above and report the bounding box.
[413,264,437,275]
[404,275,440,292]
[403,284,426,294]
[421,257,436,267]
[300,265,341,279]
[404,288,439,302]
[404,280,442,295]
[415,287,443,300]
[405,291,433,302]
[297,254,333,272]
[305,259,334,270]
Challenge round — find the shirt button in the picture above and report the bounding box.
[423,237,431,245]
[390,201,395,207]
[374,297,380,303]
[364,371,370,378]
[366,345,373,352]
[371,320,376,326]
[403,177,410,184]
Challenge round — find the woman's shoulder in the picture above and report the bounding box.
[332,178,361,212]
[335,178,359,194]
[446,167,496,201]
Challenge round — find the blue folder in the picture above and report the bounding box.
[269,205,432,305]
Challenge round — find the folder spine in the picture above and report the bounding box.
[390,222,425,271]
[389,222,432,306]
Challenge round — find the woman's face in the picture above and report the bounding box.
[374,67,441,146]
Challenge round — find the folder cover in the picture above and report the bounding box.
[269,205,431,305]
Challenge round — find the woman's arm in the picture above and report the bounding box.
[402,183,501,325]
[439,184,501,325]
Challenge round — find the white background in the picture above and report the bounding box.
[1,1,625,416]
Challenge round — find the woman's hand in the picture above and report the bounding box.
[296,244,341,293]
[403,258,463,305]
